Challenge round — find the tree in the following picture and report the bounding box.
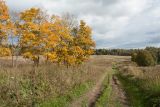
[74,20,95,64]
[52,16,74,66]
[131,52,137,62]
[7,11,19,67]
[135,50,156,66]
[0,0,12,57]
[19,8,58,66]
[42,18,59,63]
[61,13,78,31]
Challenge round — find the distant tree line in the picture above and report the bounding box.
[95,49,139,56]
[95,47,160,66]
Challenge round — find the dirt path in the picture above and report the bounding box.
[108,75,129,107]
[69,66,129,107]
[69,67,112,107]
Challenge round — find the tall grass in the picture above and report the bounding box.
[0,56,111,107]
[117,62,160,106]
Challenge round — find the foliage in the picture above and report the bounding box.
[0,0,95,66]
[131,52,137,62]
[74,20,95,64]
[0,56,108,107]
[117,63,160,107]
[0,0,12,57]
[17,7,95,66]
[0,47,11,56]
[145,47,160,64]
[134,50,156,66]
[95,48,139,56]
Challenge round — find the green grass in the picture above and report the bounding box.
[117,74,145,107]
[117,73,160,107]
[40,81,93,107]
[113,64,147,107]
[95,85,112,107]
[95,72,112,107]
[81,98,88,107]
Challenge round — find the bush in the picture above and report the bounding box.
[131,52,137,62]
[157,51,160,64]
[134,50,156,66]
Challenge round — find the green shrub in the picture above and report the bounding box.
[131,52,137,62]
[157,51,160,64]
[135,50,156,66]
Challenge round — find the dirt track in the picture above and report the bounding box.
[70,67,112,107]
[108,75,129,107]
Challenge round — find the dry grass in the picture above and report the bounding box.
[117,59,160,106]
[0,55,116,107]
[118,61,160,91]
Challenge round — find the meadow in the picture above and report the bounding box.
[0,56,114,107]
[0,55,160,107]
[116,58,160,107]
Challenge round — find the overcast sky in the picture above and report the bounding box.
[6,0,160,49]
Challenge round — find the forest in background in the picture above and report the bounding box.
[95,47,160,66]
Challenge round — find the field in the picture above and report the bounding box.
[0,55,160,107]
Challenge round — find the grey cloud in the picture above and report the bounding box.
[6,0,160,48]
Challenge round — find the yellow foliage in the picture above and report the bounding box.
[0,0,11,46]
[23,52,33,59]
[0,0,9,21]
[72,20,95,64]
[44,52,57,62]
[66,55,76,65]
[72,46,84,55]
[23,52,39,61]
[0,47,11,56]
[85,49,95,55]
[20,8,40,22]
[0,1,95,66]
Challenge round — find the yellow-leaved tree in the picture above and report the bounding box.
[74,20,95,64]
[0,0,12,57]
[19,8,59,66]
[17,8,95,66]
[52,16,74,66]
[19,8,43,66]
[42,19,59,63]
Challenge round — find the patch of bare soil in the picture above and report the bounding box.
[108,75,129,107]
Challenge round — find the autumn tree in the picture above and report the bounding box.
[18,8,95,66]
[42,17,59,63]
[19,8,43,66]
[74,20,95,64]
[61,14,81,66]
[62,13,78,31]
[0,0,12,57]
[19,8,60,66]
[56,15,95,66]
[7,11,19,67]
[51,16,74,66]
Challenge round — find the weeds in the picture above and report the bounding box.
[0,56,110,107]
[117,62,160,107]
[95,71,112,107]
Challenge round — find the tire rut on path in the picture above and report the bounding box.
[69,67,112,107]
[108,75,129,107]
[70,67,130,107]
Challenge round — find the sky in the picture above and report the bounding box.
[6,0,160,49]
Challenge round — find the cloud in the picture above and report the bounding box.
[6,0,160,48]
